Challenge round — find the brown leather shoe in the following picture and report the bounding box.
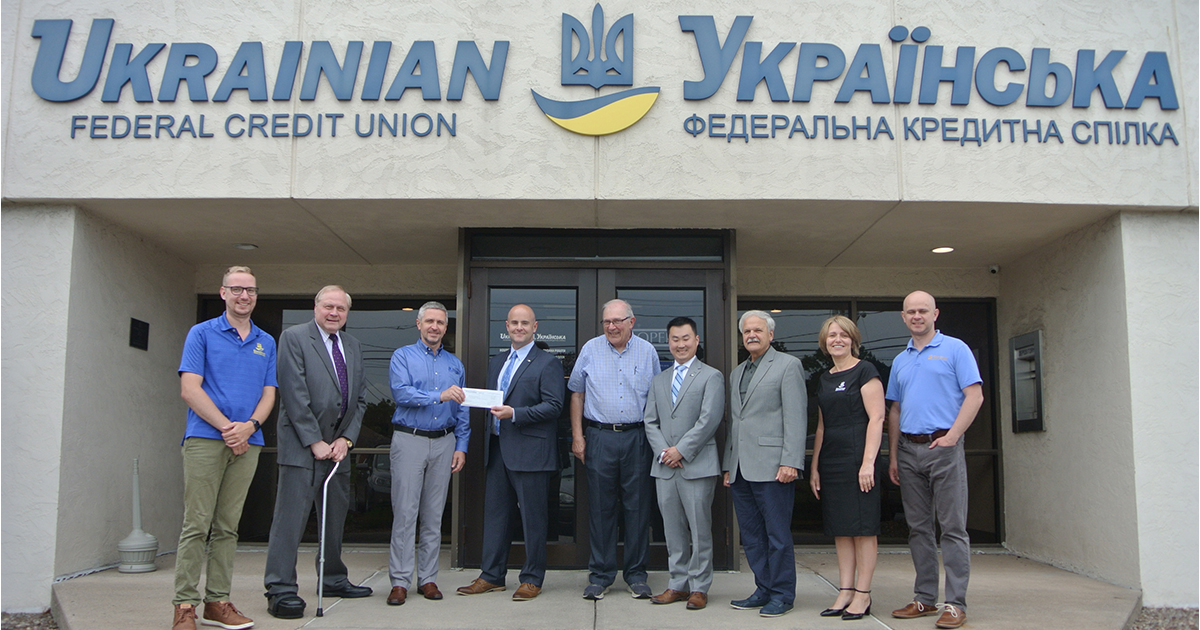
[386,587,407,606]
[686,592,708,610]
[455,577,504,596]
[512,583,541,601]
[935,604,966,628]
[419,583,443,600]
[650,589,689,605]
[200,601,252,630]
[892,600,938,618]
[172,604,197,630]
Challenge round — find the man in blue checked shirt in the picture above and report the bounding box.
[569,299,661,601]
[385,301,470,606]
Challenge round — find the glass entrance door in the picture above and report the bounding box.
[460,265,733,571]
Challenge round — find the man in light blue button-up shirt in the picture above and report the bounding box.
[386,301,469,605]
[568,299,661,600]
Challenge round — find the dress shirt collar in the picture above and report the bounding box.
[674,357,697,372]
[508,342,534,364]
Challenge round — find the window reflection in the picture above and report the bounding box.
[619,289,705,368]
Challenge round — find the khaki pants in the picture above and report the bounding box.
[173,437,261,605]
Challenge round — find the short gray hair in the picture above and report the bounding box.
[738,310,776,333]
[417,301,448,320]
[602,299,634,318]
[315,285,351,309]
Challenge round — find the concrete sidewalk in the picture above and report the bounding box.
[52,546,1140,630]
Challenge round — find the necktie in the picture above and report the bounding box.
[330,334,349,418]
[496,352,519,434]
[672,364,686,406]
[499,352,519,392]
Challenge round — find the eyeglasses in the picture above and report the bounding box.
[601,316,632,327]
[223,285,259,296]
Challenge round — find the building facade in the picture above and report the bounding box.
[2,0,1196,612]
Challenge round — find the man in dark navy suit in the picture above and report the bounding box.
[457,304,565,601]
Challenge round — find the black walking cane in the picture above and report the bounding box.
[316,459,341,617]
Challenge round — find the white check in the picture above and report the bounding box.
[461,388,504,409]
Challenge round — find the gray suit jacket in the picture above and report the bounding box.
[276,320,366,470]
[645,360,724,480]
[722,347,806,483]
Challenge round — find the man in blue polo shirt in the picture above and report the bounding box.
[886,291,983,630]
[172,266,278,630]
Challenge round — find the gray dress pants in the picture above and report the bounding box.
[388,430,454,589]
[897,438,970,609]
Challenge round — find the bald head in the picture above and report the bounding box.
[901,290,939,342]
[505,303,538,350]
[904,291,936,312]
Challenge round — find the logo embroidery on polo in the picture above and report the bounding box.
[254,342,267,357]
[834,381,847,392]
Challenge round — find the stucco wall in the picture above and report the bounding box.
[55,210,196,576]
[1,206,76,612]
[1119,212,1199,607]
[998,213,1141,588]
[1,0,1193,207]
[739,266,999,298]
[194,263,458,298]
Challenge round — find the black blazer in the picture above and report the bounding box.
[485,345,564,472]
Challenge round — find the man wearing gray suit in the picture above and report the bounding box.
[723,310,806,618]
[644,317,724,611]
[457,304,564,601]
[264,286,371,619]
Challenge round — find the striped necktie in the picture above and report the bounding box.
[672,364,686,405]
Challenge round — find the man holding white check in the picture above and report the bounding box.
[457,304,565,601]
[385,301,470,606]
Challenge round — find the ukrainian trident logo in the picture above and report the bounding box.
[532,4,660,136]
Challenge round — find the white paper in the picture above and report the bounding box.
[461,387,504,409]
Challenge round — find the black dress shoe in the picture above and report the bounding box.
[267,593,306,619]
[323,583,373,598]
[842,589,872,621]
[821,588,855,616]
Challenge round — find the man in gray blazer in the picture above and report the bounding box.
[722,310,806,618]
[457,304,564,601]
[264,286,370,619]
[644,317,724,611]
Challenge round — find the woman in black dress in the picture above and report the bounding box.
[809,315,885,621]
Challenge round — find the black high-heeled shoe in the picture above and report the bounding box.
[841,589,872,621]
[819,588,855,617]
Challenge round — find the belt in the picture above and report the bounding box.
[902,429,950,444]
[395,424,454,438]
[587,420,644,432]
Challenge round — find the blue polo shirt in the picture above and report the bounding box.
[885,331,982,435]
[178,314,278,445]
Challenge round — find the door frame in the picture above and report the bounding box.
[455,228,736,571]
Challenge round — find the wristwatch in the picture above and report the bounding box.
[343,438,354,451]
[250,419,262,432]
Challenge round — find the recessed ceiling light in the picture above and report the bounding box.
[402,307,414,311]
[770,309,782,313]
[931,246,955,254]
[233,243,258,250]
